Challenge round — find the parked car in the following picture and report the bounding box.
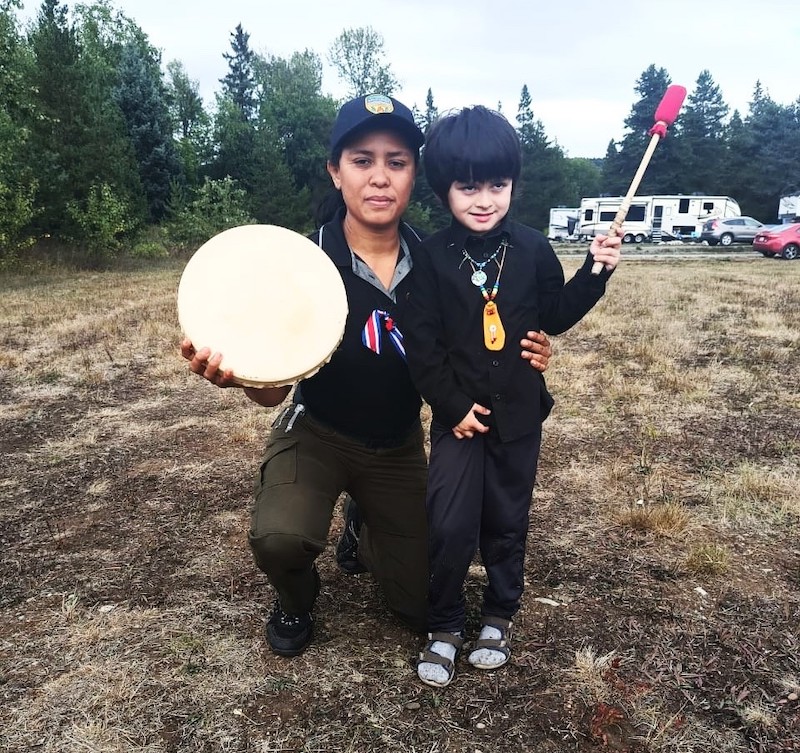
[753,222,800,260]
[700,216,764,246]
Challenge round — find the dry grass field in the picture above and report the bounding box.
[1,253,798,752]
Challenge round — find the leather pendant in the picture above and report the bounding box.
[483,301,505,350]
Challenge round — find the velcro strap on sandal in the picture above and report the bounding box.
[418,649,454,669]
[427,631,464,649]
[418,632,463,670]
[473,617,513,650]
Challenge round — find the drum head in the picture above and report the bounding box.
[177,224,348,387]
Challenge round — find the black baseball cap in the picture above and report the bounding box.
[329,94,425,154]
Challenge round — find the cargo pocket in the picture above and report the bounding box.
[253,435,298,496]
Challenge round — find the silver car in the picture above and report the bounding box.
[700,216,764,246]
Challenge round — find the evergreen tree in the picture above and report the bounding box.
[26,0,83,233]
[736,83,796,221]
[114,42,182,221]
[220,24,257,122]
[562,158,602,208]
[29,0,132,238]
[679,70,729,193]
[409,88,447,232]
[212,24,303,225]
[719,109,752,206]
[165,59,211,188]
[602,65,681,195]
[256,49,337,217]
[514,85,568,231]
[26,0,142,238]
[212,95,307,229]
[782,98,800,200]
[422,88,438,132]
[0,0,37,251]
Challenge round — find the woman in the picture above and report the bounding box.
[181,94,552,657]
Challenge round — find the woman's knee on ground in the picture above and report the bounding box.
[378,573,428,633]
[248,530,324,573]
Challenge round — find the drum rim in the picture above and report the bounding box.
[177,224,348,387]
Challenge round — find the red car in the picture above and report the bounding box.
[753,223,800,260]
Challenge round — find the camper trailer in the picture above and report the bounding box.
[778,194,800,223]
[578,195,742,242]
[547,207,580,241]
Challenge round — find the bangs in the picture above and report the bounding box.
[449,141,519,187]
[423,106,521,202]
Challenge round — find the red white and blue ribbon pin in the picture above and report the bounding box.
[362,309,406,360]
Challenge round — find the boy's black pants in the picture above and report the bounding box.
[425,420,542,633]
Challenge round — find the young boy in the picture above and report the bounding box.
[404,106,621,688]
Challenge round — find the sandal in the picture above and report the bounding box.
[468,616,513,670]
[417,631,464,688]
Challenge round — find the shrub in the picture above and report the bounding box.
[0,178,37,257]
[166,176,255,248]
[65,183,137,263]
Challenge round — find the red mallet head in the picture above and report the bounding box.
[648,85,687,138]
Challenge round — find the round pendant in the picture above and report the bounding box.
[471,269,487,286]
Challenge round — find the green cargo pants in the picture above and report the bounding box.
[248,404,429,633]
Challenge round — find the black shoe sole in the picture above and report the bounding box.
[266,624,313,657]
[337,558,367,575]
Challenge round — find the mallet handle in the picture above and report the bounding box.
[591,129,662,275]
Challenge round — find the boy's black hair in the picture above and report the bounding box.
[423,105,522,206]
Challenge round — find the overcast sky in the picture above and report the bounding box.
[17,0,800,157]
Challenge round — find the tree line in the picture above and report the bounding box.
[2,0,799,265]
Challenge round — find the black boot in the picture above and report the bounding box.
[335,495,367,574]
[265,567,320,656]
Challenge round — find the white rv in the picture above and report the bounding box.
[578,195,742,242]
[547,207,580,241]
[778,194,800,223]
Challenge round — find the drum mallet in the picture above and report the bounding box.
[591,84,687,275]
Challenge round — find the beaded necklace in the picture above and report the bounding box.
[461,241,505,287]
[462,239,509,351]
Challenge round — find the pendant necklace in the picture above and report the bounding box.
[463,240,509,351]
[462,241,505,287]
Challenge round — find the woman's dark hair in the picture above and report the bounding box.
[313,189,346,227]
[314,125,421,226]
[423,106,521,205]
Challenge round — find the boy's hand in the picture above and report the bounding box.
[520,330,552,372]
[590,233,622,271]
[452,403,491,439]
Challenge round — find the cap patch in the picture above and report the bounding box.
[364,94,394,114]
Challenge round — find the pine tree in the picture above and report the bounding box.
[602,65,681,195]
[514,85,568,231]
[0,0,37,251]
[26,0,142,238]
[410,88,447,232]
[220,24,257,122]
[719,109,752,202]
[165,60,211,188]
[422,88,438,132]
[166,60,206,140]
[114,42,182,221]
[256,49,337,216]
[736,83,796,221]
[679,70,729,193]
